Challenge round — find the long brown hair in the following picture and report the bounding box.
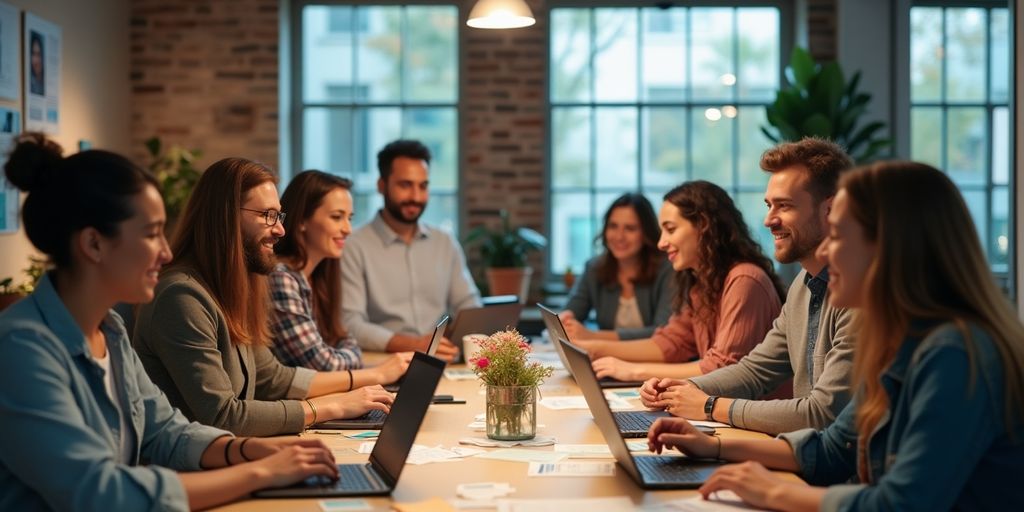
[595,193,663,287]
[169,157,277,346]
[663,181,785,321]
[275,170,353,344]
[843,161,1024,480]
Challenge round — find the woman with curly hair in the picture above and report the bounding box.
[576,181,785,382]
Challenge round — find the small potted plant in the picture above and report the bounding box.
[469,329,553,441]
[464,209,547,301]
[145,136,202,234]
[0,256,47,311]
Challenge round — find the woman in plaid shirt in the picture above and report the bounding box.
[271,170,411,382]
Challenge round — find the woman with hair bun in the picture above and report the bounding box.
[0,133,342,511]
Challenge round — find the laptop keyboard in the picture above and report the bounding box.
[338,463,388,491]
[358,409,388,422]
[614,412,654,436]
[634,456,708,483]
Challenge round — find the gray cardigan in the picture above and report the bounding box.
[563,256,674,339]
[133,270,315,437]
[689,269,855,434]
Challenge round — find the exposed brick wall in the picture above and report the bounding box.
[807,0,838,62]
[130,0,279,170]
[129,0,839,298]
[461,0,547,296]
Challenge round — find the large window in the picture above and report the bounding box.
[548,5,784,275]
[296,3,459,232]
[910,3,1011,275]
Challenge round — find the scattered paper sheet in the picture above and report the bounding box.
[318,498,371,511]
[445,369,478,381]
[459,436,557,448]
[650,491,770,511]
[552,444,613,458]
[552,442,648,457]
[456,482,516,500]
[356,442,485,464]
[476,449,568,464]
[539,396,631,410]
[527,461,616,477]
[497,497,633,512]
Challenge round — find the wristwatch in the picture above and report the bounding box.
[703,395,719,422]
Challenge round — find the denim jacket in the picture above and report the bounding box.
[779,322,1024,511]
[0,274,230,511]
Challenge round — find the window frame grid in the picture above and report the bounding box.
[910,2,1010,273]
[545,2,792,278]
[289,0,461,232]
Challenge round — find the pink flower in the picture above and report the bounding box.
[475,357,490,369]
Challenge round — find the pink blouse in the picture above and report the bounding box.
[651,262,782,375]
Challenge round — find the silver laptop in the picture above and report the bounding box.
[253,352,445,498]
[559,338,725,488]
[537,303,645,389]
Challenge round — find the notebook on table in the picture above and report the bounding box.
[559,338,725,488]
[253,352,445,498]
[537,303,645,389]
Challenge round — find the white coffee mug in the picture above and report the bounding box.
[462,333,488,364]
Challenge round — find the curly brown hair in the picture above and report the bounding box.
[760,137,853,204]
[663,181,786,321]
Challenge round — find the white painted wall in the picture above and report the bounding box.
[0,0,130,283]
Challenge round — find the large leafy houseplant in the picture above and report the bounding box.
[762,47,892,163]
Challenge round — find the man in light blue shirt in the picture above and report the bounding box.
[342,139,481,359]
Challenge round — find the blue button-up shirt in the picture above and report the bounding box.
[0,274,230,511]
[802,267,829,382]
[780,322,1024,511]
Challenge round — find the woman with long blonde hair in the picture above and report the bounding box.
[646,161,1024,510]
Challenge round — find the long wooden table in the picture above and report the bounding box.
[213,356,780,511]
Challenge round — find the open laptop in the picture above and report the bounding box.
[447,296,524,359]
[537,303,645,389]
[254,352,445,498]
[559,338,725,488]
[382,315,449,393]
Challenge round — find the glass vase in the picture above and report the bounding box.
[485,385,537,440]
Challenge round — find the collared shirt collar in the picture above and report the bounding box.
[370,209,430,244]
[803,265,831,294]
[30,273,92,357]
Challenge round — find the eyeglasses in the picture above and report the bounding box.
[240,208,286,227]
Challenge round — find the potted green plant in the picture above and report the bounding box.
[0,256,47,311]
[468,329,553,440]
[464,209,547,301]
[145,136,201,233]
[762,46,892,163]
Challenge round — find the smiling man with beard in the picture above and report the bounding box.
[341,140,480,361]
[133,158,395,437]
[639,137,858,435]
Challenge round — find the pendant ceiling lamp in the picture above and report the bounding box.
[467,0,536,29]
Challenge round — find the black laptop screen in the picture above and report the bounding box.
[369,352,445,482]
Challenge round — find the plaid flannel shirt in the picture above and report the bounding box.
[269,264,363,371]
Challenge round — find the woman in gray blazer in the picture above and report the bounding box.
[561,193,673,340]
